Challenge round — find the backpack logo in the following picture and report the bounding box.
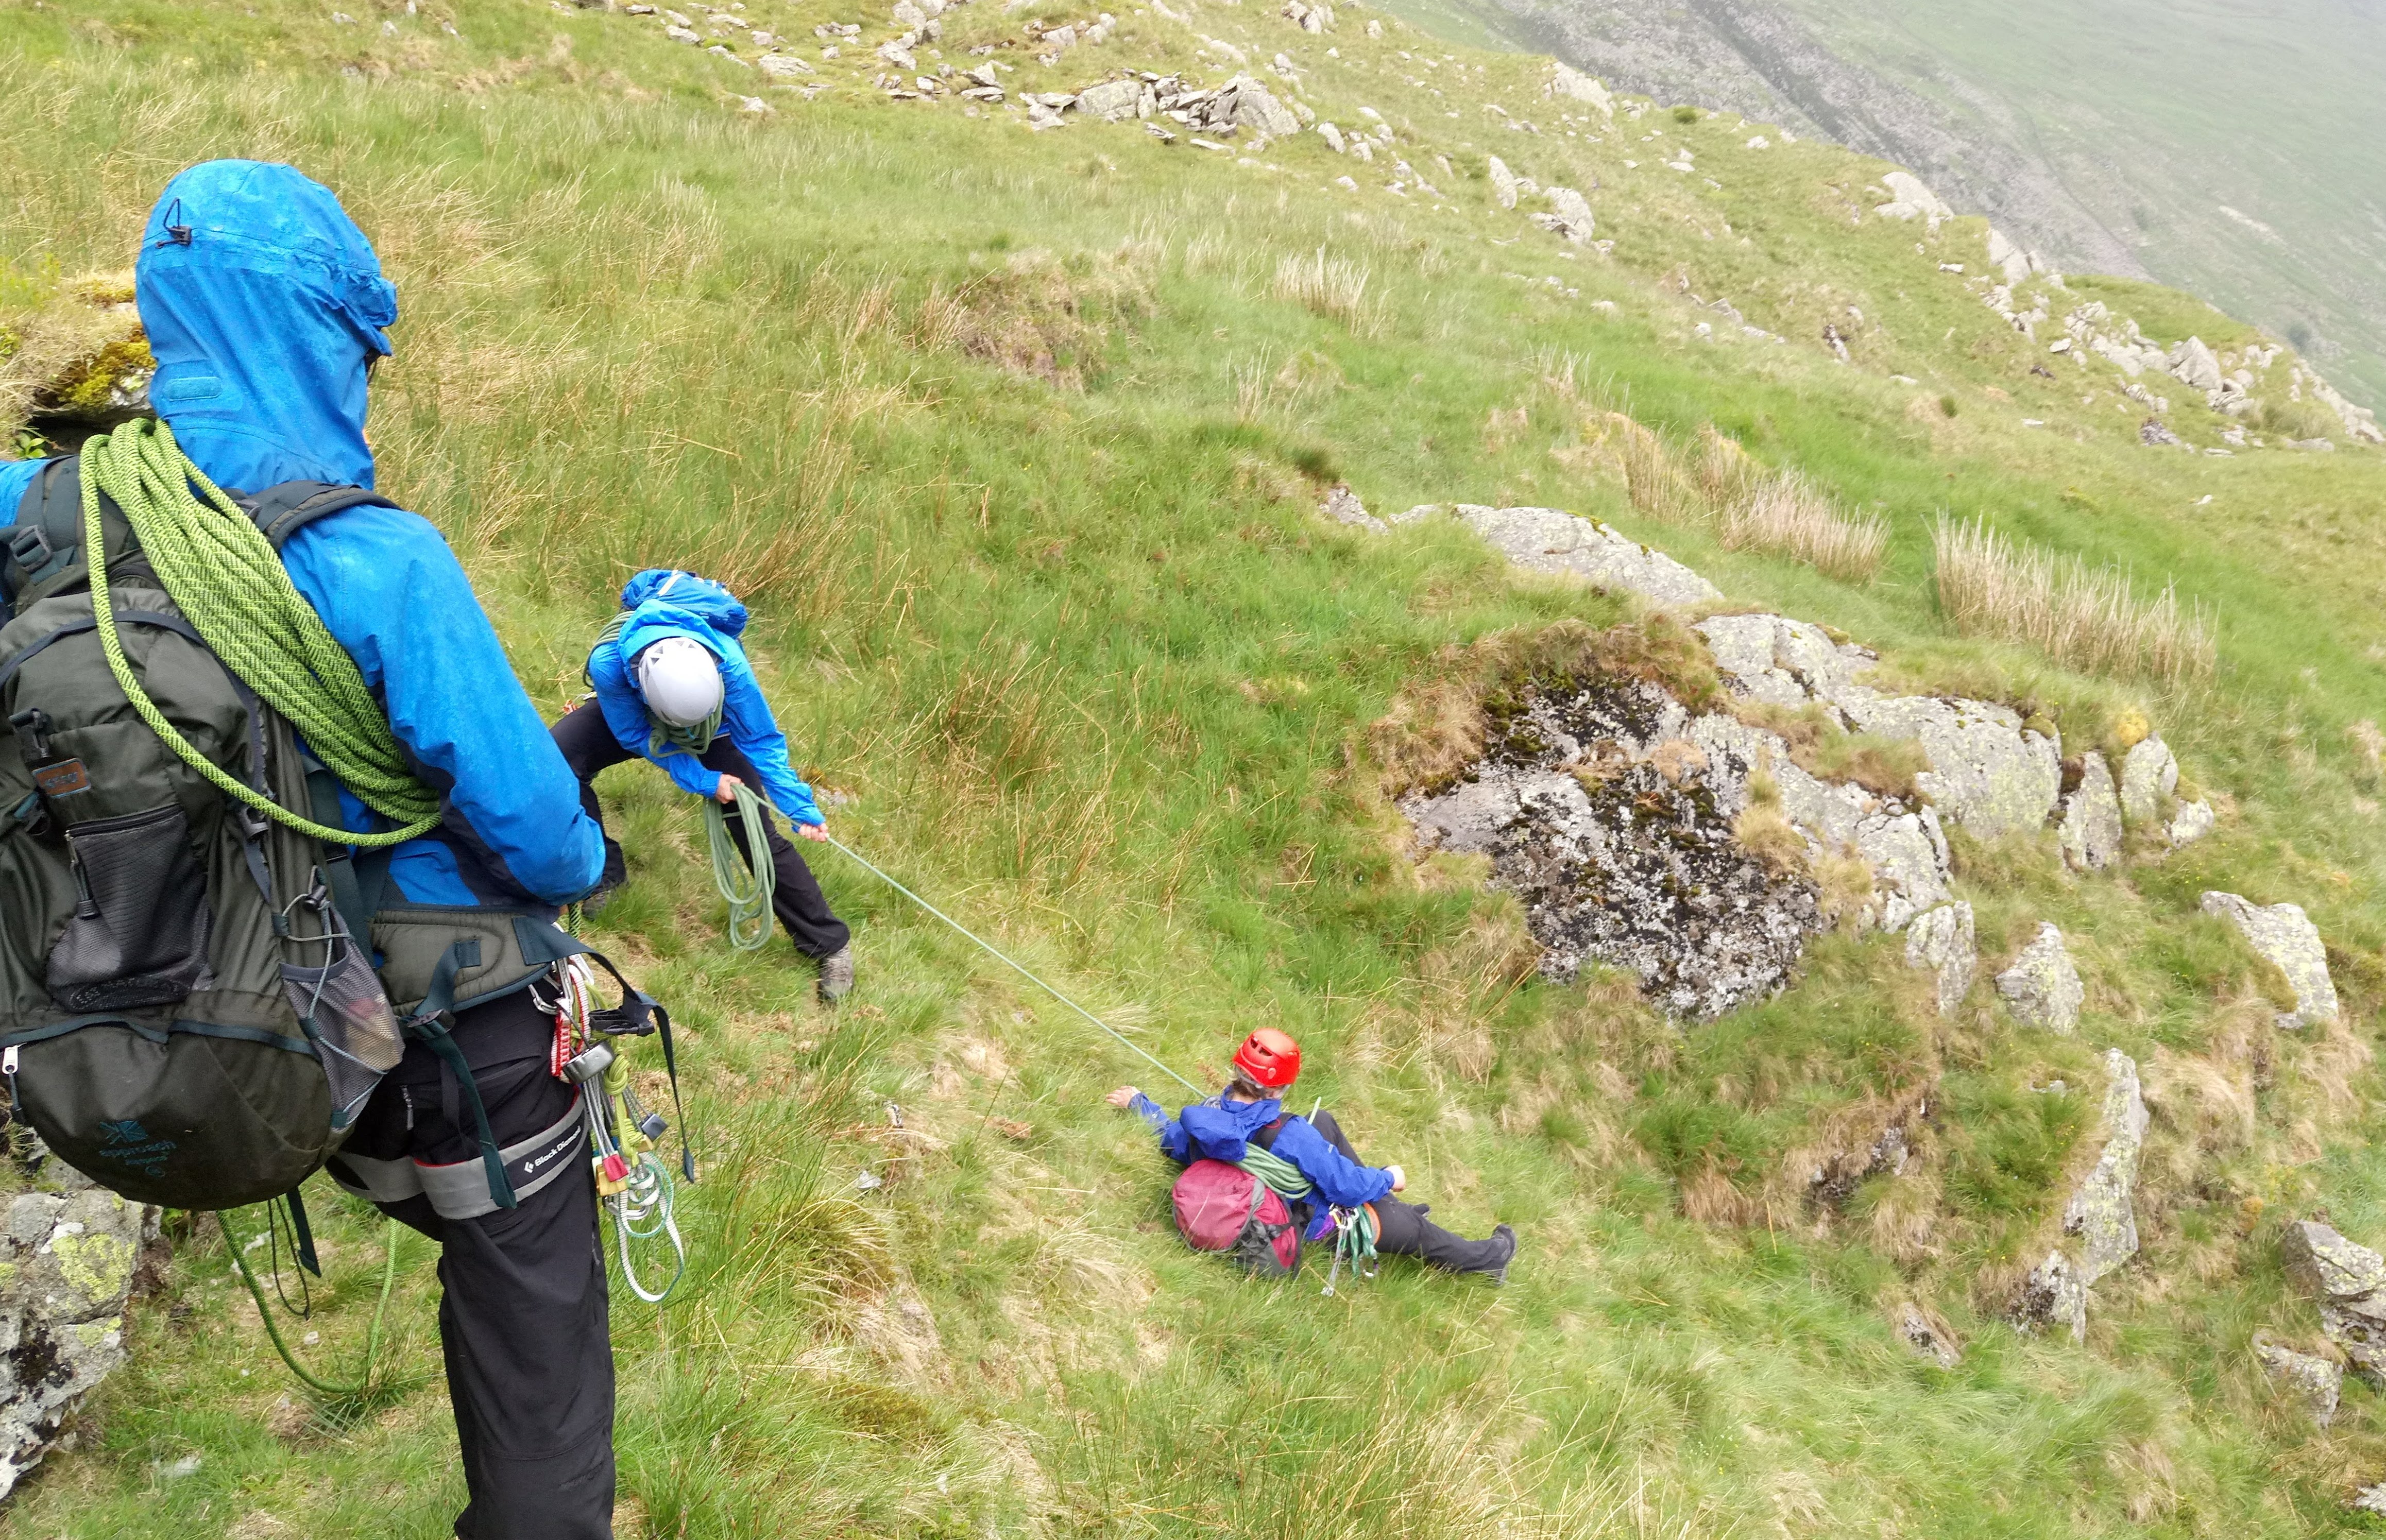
[31,759,90,798]
[97,1118,178,1177]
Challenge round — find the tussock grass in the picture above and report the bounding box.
[1272,245,1379,334]
[1718,470,1890,583]
[1933,516,2218,683]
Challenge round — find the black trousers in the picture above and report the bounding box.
[340,991,615,1540]
[550,703,850,959]
[1303,1111,1511,1275]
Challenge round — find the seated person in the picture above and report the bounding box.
[1107,1029,1516,1282]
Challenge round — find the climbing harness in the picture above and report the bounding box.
[1234,1143,1379,1296]
[79,419,442,845]
[540,954,688,1303]
[819,833,1204,1097]
[221,1203,401,1400]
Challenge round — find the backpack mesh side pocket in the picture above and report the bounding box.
[46,803,215,1012]
[280,895,402,1133]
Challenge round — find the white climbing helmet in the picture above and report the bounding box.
[636,636,724,728]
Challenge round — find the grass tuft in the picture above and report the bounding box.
[1932,516,2218,682]
[1272,245,1378,334]
[1718,471,1890,583]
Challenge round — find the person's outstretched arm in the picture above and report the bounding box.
[1107,1086,1192,1164]
[717,649,824,827]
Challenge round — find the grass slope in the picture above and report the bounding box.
[3,0,2386,1535]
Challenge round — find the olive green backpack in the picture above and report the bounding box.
[1,457,443,1210]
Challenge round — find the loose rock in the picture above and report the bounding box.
[2118,735,2177,826]
[2057,752,2123,870]
[1996,922,2083,1033]
[2255,1337,2343,1427]
[2200,892,2339,1029]
[1531,186,1595,245]
[2062,1049,2146,1286]
[1904,901,1975,1017]
[1897,1302,1960,1367]
[1486,154,1519,210]
[2281,1220,2386,1388]
[1322,485,1385,532]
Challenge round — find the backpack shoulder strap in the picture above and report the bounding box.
[3,458,87,615]
[1249,1116,1289,1152]
[235,481,401,551]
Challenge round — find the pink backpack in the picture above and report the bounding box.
[1172,1159,1301,1277]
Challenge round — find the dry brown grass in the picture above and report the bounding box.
[1272,245,1380,334]
[1693,423,1760,505]
[1596,411,1702,524]
[1719,472,1890,583]
[1932,516,2217,682]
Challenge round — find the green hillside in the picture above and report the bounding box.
[4,1,2386,1536]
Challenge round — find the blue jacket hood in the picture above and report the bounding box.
[135,160,397,493]
[619,569,748,638]
[1177,1096,1284,1161]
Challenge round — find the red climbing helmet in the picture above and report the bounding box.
[1232,1029,1302,1090]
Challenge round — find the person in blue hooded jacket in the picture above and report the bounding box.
[1,162,621,1539]
[1108,1028,1517,1281]
[552,568,855,1000]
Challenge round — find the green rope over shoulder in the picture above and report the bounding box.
[1236,1142,1380,1288]
[80,419,441,847]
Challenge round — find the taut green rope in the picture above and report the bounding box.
[80,419,440,847]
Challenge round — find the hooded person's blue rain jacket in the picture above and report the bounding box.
[584,568,825,827]
[0,160,605,908]
[1129,1091,1395,1209]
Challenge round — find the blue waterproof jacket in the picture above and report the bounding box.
[1130,1091,1395,1209]
[0,161,604,907]
[585,568,824,827]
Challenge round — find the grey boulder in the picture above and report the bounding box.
[2118,735,2177,825]
[1904,902,1975,1017]
[1996,922,2083,1033]
[2200,892,2339,1029]
[2057,753,2123,870]
[2255,1337,2343,1427]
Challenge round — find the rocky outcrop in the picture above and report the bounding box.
[2057,753,2122,870]
[1322,485,1384,532]
[1996,922,2082,1033]
[1546,60,1613,116]
[1404,679,1820,1017]
[2200,892,2339,1029]
[1874,170,1951,228]
[1694,612,2063,840]
[2014,1050,2145,1341]
[1,1157,157,1499]
[1837,695,2060,839]
[1532,187,1596,245]
[1904,901,1975,1017]
[2254,1337,2342,1427]
[2281,1220,2386,1388]
[1456,505,1719,607]
[1897,1302,1959,1367]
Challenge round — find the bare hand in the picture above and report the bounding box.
[1385,1163,1407,1193]
[795,820,829,843]
[712,774,744,806]
[1106,1086,1140,1108]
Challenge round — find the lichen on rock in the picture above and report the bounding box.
[2057,752,2122,870]
[2200,892,2338,1029]
[1903,901,1975,1017]
[1995,922,2083,1033]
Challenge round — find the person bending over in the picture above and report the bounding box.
[1107,1028,1516,1281]
[552,569,854,1000]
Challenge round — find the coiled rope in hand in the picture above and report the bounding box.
[80,419,441,846]
[649,700,775,951]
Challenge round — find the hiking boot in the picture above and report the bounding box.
[1482,1224,1518,1286]
[817,945,855,1004]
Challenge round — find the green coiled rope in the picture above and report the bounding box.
[80,419,441,847]
[704,783,777,951]
[1236,1142,1379,1289]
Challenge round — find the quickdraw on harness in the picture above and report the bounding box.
[537,953,693,1303]
[1235,1142,1379,1297]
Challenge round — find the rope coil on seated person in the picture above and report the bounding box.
[1234,1143,1379,1296]
[79,419,442,846]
